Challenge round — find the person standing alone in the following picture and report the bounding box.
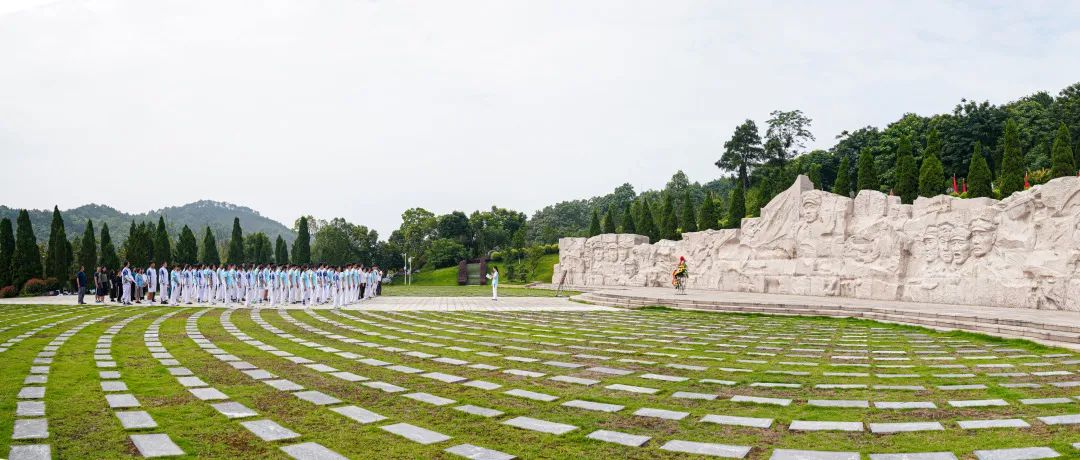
[76,266,88,305]
[486,267,499,301]
[120,262,133,305]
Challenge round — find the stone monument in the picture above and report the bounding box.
[554,175,1080,310]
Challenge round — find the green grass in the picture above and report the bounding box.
[405,253,559,286]
[1,303,1078,459]
[380,284,578,297]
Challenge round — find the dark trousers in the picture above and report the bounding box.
[78,286,86,304]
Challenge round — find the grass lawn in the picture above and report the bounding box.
[404,253,560,286]
[1,303,1078,459]
[380,284,578,297]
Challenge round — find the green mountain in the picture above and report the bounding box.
[0,200,296,246]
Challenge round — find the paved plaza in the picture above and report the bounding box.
[1,299,1079,459]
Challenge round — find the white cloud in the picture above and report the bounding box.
[1,0,1078,236]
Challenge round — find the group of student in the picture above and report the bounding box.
[116,261,384,307]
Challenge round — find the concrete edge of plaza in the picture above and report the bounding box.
[549,285,1080,352]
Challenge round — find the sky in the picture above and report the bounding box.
[1,0,1079,237]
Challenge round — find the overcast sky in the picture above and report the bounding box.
[2,0,1078,237]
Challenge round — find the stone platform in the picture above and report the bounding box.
[572,286,1080,350]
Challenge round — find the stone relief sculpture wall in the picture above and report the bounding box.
[554,175,1080,310]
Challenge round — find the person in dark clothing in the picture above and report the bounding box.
[111,270,121,302]
[76,266,88,305]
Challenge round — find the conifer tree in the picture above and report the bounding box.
[602,207,617,234]
[660,192,678,240]
[832,156,851,197]
[99,223,119,270]
[201,227,220,265]
[1051,122,1075,178]
[999,119,1025,197]
[588,209,601,237]
[918,154,945,197]
[175,225,198,264]
[275,235,289,265]
[680,190,697,233]
[78,220,97,273]
[44,206,72,284]
[124,222,154,267]
[621,201,636,234]
[697,191,719,231]
[637,197,658,243]
[0,218,14,287]
[856,148,879,192]
[226,217,245,263]
[895,136,918,204]
[967,144,992,198]
[726,186,746,228]
[154,216,171,264]
[11,210,42,290]
[292,217,311,264]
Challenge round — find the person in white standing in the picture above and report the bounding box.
[486,267,499,301]
[158,262,169,305]
[120,261,134,305]
[146,262,158,303]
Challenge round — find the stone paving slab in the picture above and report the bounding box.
[241,420,301,441]
[502,417,577,435]
[548,375,600,386]
[586,429,651,447]
[330,405,387,424]
[605,384,659,394]
[293,390,342,406]
[957,419,1031,429]
[279,442,348,460]
[211,402,259,419]
[13,418,49,439]
[189,387,229,401]
[1036,414,1080,425]
[868,454,958,460]
[972,447,1060,460]
[130,433,185,457]
[790,420,862,432]
[769,450,860,460]
[404,392,455,406]
[504,389,558,402]
[444,443,516,460]
[949,399,1008,408]
[633,407,689,420]
[462,380,502,391]
[660,440,751,458]
[380,423,452,444]
[106,394,141,408]
[700,414,774,428]
[116,411,158,429]
[869,422,945,433]
[808,400,869,408]
[454,405,504,418]
[16,401,45,417]
[7,444,51,460]
[731,395,792,406]
[561,400,624,413]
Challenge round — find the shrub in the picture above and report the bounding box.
[21,278,47,296]
[0,285,16,298]
[1028,168,1053,187]
[43,277,61,292]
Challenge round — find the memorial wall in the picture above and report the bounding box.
[554,175,1080,310]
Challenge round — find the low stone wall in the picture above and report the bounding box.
[554,175,1080,310]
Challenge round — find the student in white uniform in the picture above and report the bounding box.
[158,263,169,305]
[170,266,181,305]
[486,267,499,301]
[120,261,134,305]
[146,262,158,303]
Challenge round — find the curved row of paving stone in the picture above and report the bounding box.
[1,306,109,354]
[8,307,119,460]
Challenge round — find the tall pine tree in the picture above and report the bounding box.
[621,201,636,234]
[226,218,245,263]
[660,192,678,240]
[124,222,154,267]
[895,136,918,204]
[274,235,289,265]
[154,216,171,264]
[44,206,72,284]
[0,218,13,287]
[832,156,851,197]
[1051,122,1075,178]
[726,186,746,228]
[175,225,198,264]
[201,227,220,265]
[856,148,879,192]
[99,223,119,270]
[78,220,97,273]
[588,209,601,237]
[680,190,697,233]
[697,191,719,231]
[11,210,42,290]
[602,207,616,234]
[999,118,1025,197]
[967,144,992,198]
[292,217,311,265]
[637,197,658,243]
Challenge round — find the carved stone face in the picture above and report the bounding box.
[920,226,939,262]
[801,195,821,223]
[949,232,971,266]
[937,224,955,264]
[971,220,996,258]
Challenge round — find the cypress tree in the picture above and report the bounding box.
[99,223,119,270]
[274,235,289,265]
[621,201,636,234]
[292,217,311,264]
[681,190,697,233]
[226,217,245,263]
[999,119,1025,197]
[660,193,678,240]
[602,207,617,234]
[200,227,220,265]
[832,156,851,197]
[967,144,992,198]
[1051,122,1075,178]
[637,198,658,243]
[918,154,945,197]
[856,148,879,192]
[588,209,601,237]
[12,210,42,290]
[175,225,198,264]
[78,220,97,273]
[697,191,719,231]
[154,216,171,264]
[124,222,153,267]
[44,206,72,284]
[0,218,13,287]
[895,136,918,204]
[726,186,746,228]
